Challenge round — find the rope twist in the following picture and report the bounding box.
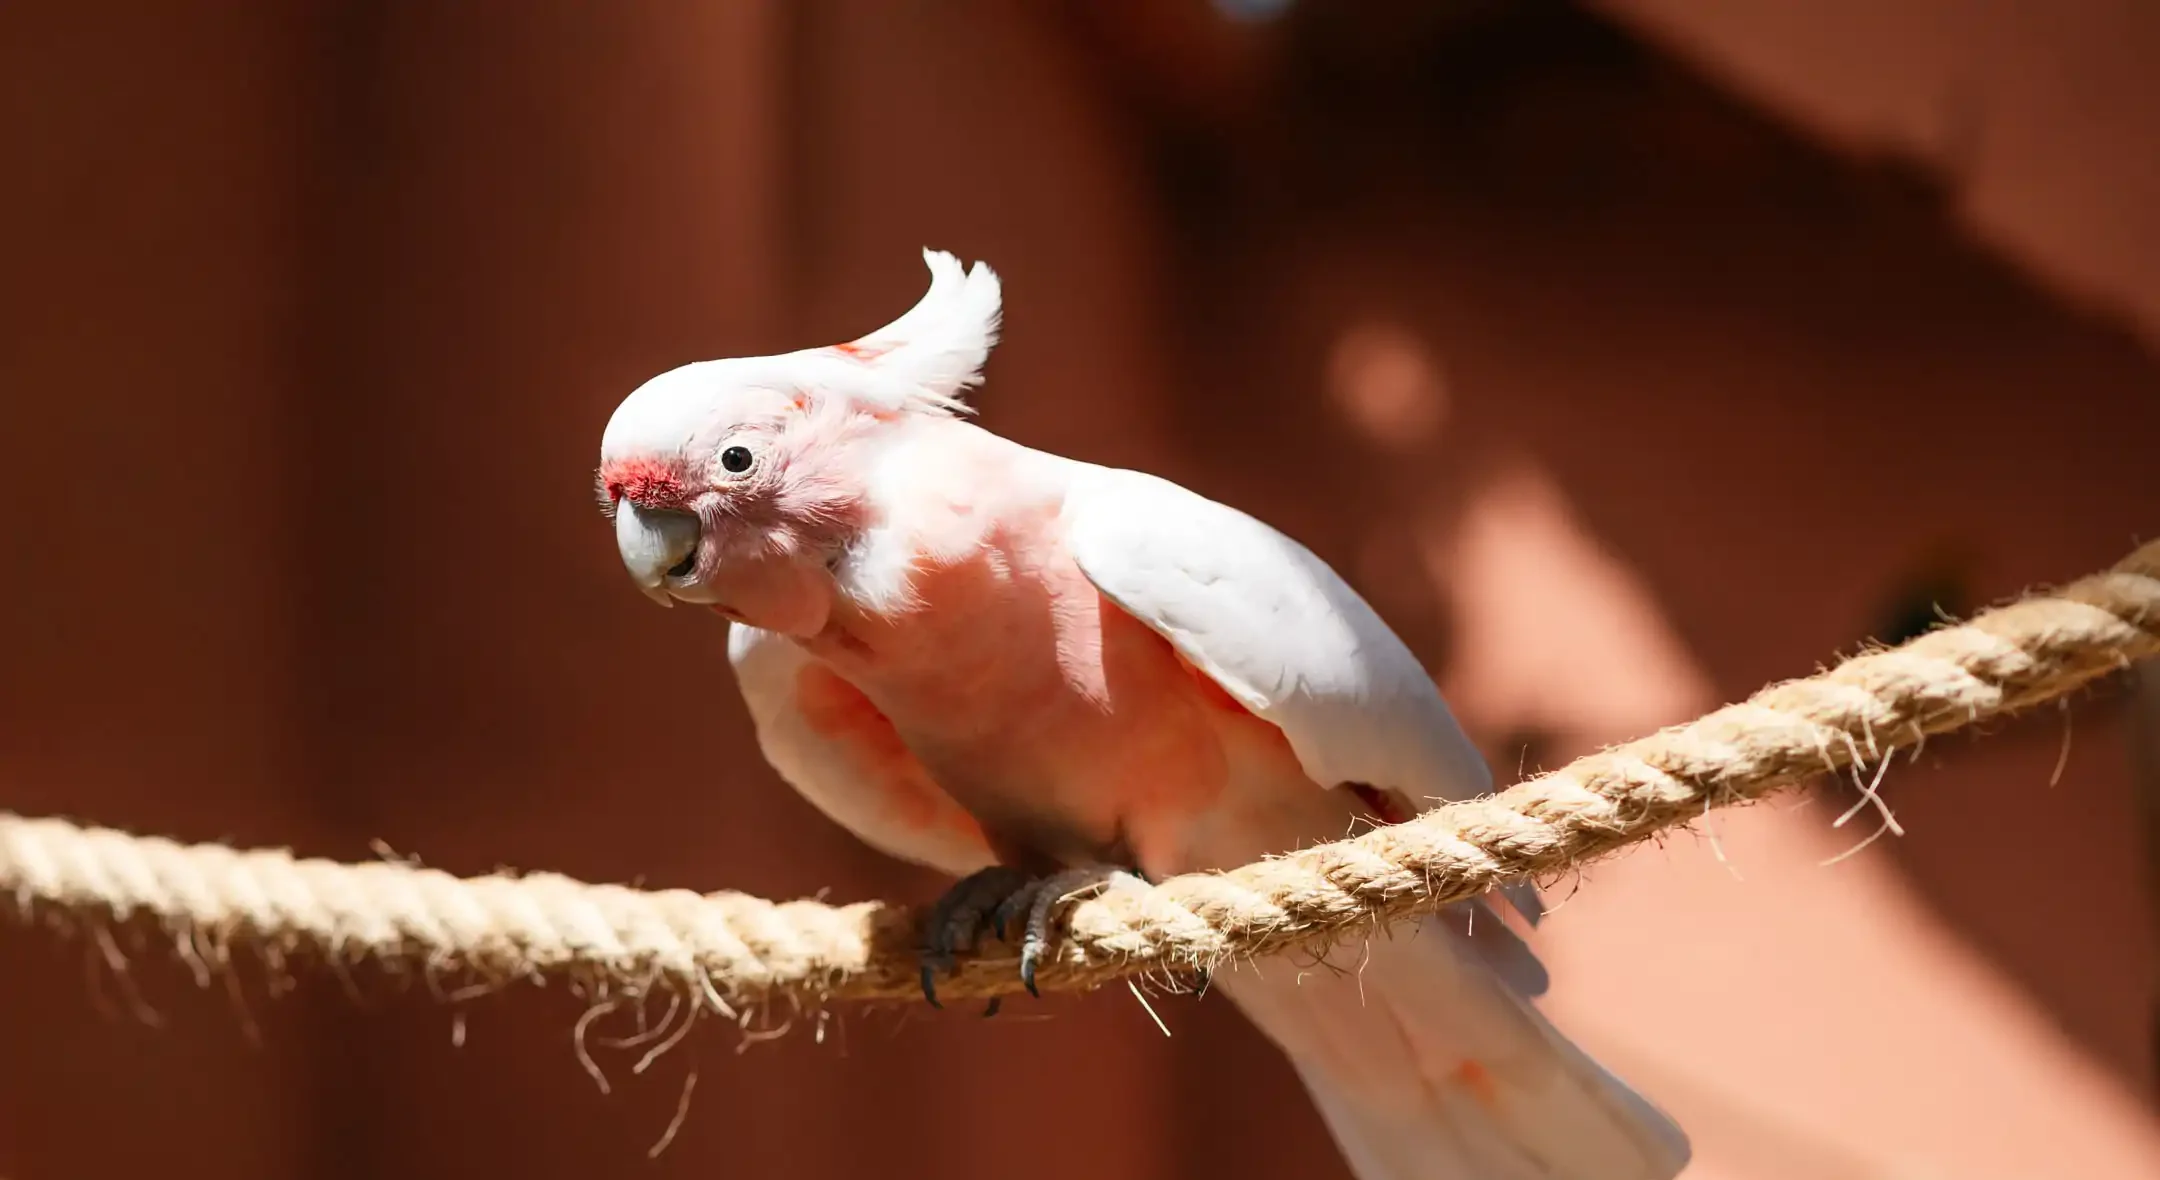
[6,539,2157,1010]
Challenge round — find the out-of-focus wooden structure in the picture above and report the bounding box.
[4,3,2158,1177]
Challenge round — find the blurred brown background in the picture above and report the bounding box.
[4,2,2159,1178]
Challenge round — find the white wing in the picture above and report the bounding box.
[727,623,995,878]
[1059,463,1540,922]
[1060,463,1539,925]
[1062,464,1494,804]
[1063,465,1689,1179]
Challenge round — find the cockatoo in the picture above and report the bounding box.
[597,250,1690,1180]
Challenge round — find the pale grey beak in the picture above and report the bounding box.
[613,501,700,609]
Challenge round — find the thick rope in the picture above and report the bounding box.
[5,539,2157,1011]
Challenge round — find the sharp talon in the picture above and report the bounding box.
[981,997,1002,1018]
[918,863,1128,1008]
[1020,941,1042,998]
[919,865,1037,1010]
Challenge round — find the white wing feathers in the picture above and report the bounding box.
[1060,464,1541,929]
[1061,466,1495,822]
[1060,464,1688,1180]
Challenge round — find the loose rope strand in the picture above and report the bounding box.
[5,539,2157,1010]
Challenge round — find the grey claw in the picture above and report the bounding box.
[989,886,1034,943]
[918,863,1133,1009]
[919,865,1032,1010]
[1019,934,1047,998]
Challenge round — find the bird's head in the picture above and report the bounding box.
[596,249,1001,635]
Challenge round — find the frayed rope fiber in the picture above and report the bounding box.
[5,540,2158,1010]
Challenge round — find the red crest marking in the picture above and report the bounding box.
[831,339,893,362]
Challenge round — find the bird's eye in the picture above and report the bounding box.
[719,445,754,474]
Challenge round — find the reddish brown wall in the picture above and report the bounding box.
[3,4,2156,1179]
[0,6,329,1179]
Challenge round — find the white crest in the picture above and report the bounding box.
[802,248,1003,416]
[601,249,1002,464]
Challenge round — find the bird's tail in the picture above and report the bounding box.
[1211,902,1689,1180]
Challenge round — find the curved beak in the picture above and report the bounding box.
[613,501,700,608]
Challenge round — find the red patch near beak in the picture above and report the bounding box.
[599,456,687,507]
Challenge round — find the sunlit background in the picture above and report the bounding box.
[5,2,2159,1178]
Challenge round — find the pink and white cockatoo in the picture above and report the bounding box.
[597,250,1690,1180]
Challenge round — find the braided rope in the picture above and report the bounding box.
[5,539,2157,1009]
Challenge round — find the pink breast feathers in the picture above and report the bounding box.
[792,660,993,847]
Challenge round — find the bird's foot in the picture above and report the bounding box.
[918,864,1143,1011]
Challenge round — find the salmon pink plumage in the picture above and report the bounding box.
[597,249,1689,1180]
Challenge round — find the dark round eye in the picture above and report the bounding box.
[719,445,754,474]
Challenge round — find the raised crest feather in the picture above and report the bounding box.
[813,248,1002,417]
[596,249,1002,467]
